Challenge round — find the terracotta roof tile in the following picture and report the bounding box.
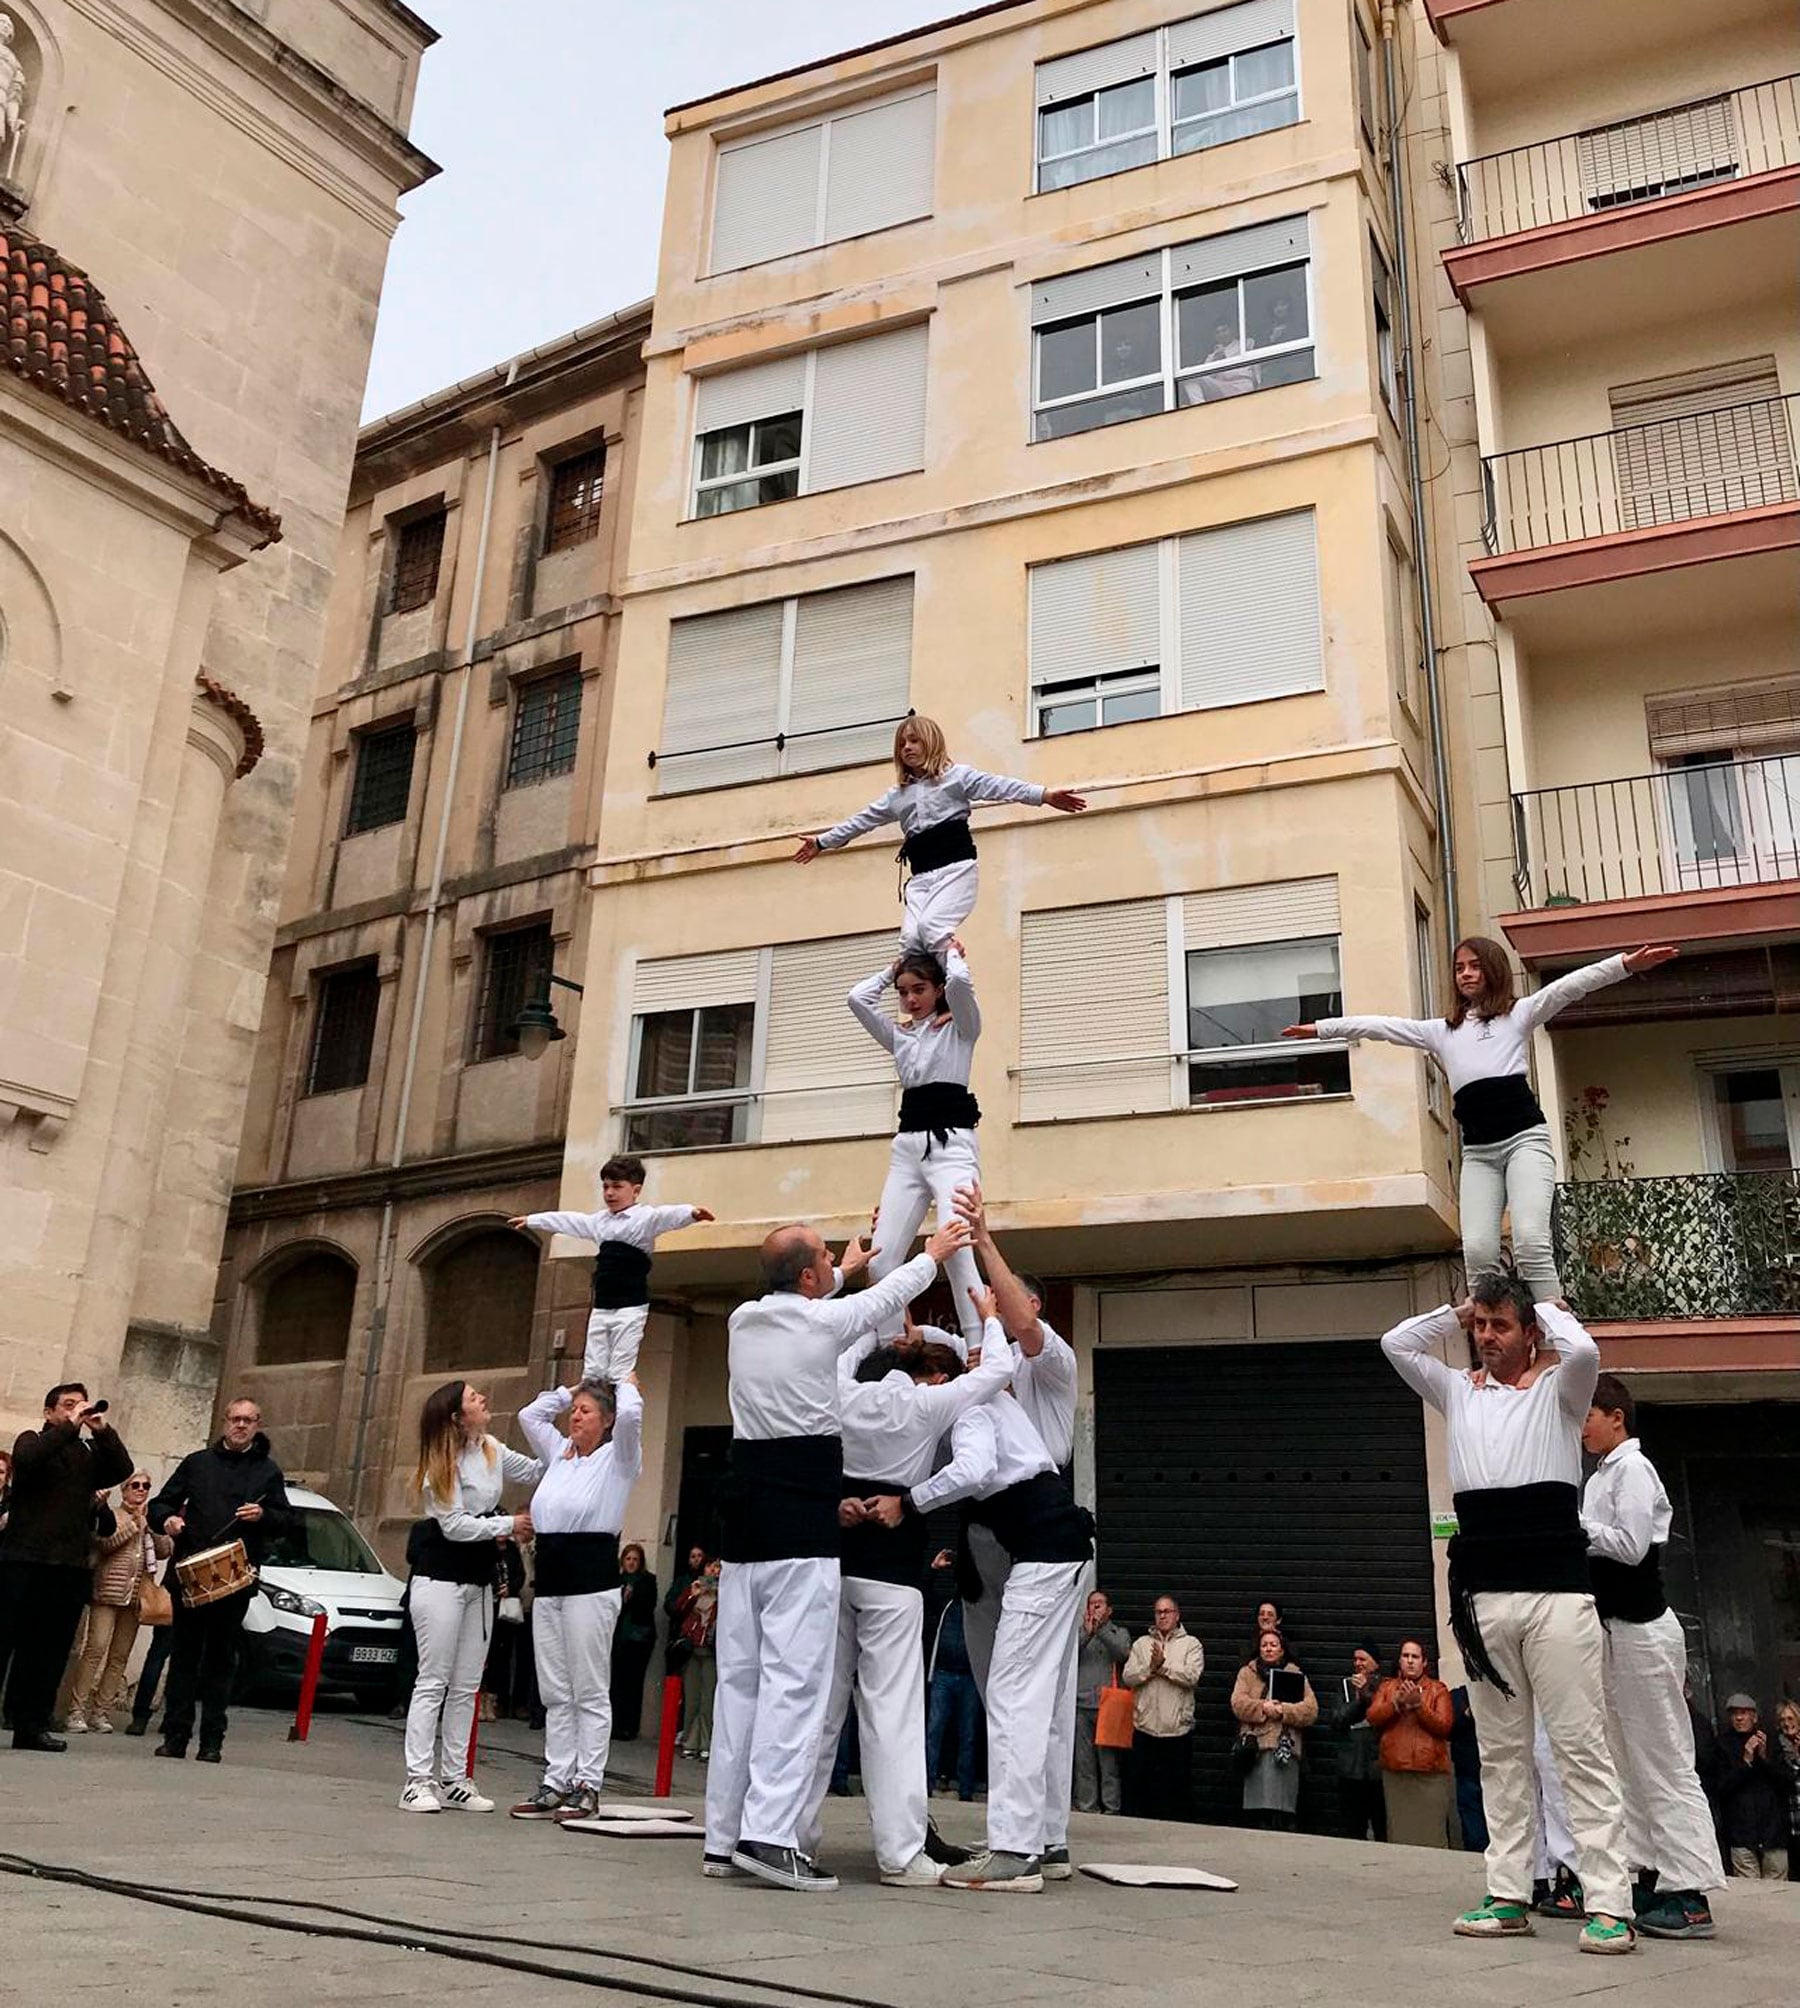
[195,673,265,779]
[2,229,282,545]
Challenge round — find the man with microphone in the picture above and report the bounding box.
[0,1384,134,1750]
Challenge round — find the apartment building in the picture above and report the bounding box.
[1418,0,1800,1703]
[212,310,650,1544]
[549,0,1464,1824]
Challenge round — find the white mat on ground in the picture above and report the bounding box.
[584,1802,694,1821]
[1078,1863,1238,1890]
[560,1815,702,1838]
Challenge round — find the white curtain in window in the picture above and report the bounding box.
[1019,897,1171,1120]
[786,576,914,773]
[807,323,930,492]
[659,601,784,791]
[761,932,899,1142]
[1177,510,1322,712]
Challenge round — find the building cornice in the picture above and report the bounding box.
[228,1141,565,1222]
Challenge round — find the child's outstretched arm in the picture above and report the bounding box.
[795,787,901,862]
[507,1209,604,1242]
[957,763,1086,816]
[642,1203,715,1239]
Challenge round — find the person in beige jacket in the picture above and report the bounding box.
[1122,1594,1204,1821]
[67,1472,171,1733]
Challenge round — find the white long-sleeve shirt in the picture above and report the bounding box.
[818,763,1045,851]
[913,1376,1056,1512]
[1013,1321,1077,1468]
[422,1435,544,1542]
[728,1251,939,1441]
[837,1320,1015,1486]
[518,1383,644,1537]
[1380,1301,1598,1494]
[847,949,980,1090]
[1316,955,1630,1100]
[523,1203,701,1252]
[1581,1436,1671,1567]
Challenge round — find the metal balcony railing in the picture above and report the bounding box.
[1480,394,1800,555]
[1557,1170,1800,1320]
[1511,754,1800,908]
[1457,74,1800,241]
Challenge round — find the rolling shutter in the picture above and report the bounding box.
[711,125,823,273]
[824,91,936,243]
[1646,676,1800,758]
[1608,357,1794,530]
[1032,252,1163,328]
[1019,897,1171,1122]
[1170,214,1309,289]
[1576,93,1737,206]
[807,323,929,492]
[786,576,914,774]
[659,602,784,792]
[1177,510,1322,712]
[631,949,760,1016]
[1183,876,1339,949]
[694,353,809,437]
[1167,0,1295,70]
[1035,30,1158,108]
[1028,542,1161,689]
[760,931,899,1143]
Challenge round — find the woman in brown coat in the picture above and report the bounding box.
[67,1472,172,1733]
[1364,1637,1459,1849]
[1231,1627,1319,1830]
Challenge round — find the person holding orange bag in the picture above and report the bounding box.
[1073,1590,1131,1814]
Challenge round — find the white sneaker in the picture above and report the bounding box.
[92,1716,114,1735]
[65,1713,88,1734]
[398,1779,443,1813]
[879,1851,945,1888]
[437,1778,494,1812]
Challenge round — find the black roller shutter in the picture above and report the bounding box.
[1095,1338,1436,1831]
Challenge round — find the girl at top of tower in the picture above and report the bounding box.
[794,716,1087,953]
[847,938,985,1342]
[1282,937,1676,1303]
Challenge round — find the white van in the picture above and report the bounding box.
[237,1486,408,1708]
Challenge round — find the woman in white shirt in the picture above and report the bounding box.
[848,941,984,1342]
[400,1380,540,1814]
[1284,936,1675,1299]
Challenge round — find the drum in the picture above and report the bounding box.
[175,1539,257,1608]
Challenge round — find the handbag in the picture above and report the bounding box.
[138,1571,173,1628]
[496,1595,524,1625]
[1094,1672,1135,1750]
[1230,1731,1260,1778]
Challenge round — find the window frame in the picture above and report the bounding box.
[692,409,806,519]
[1353,7,1378,150]
[343,719,418,837]
[504,664,584,790]
[1034,664,1165,738]
[387,508,446,616]
[1169,41,1300,159]
[1371,234,1398,415]
[469,921,555,1065]
[620,1000,760,1154]
[1178,929,1352,1108]
[1413,900,1446,1121]
[541,446,606,554]
[304,960,381,1097]
[1035,75,1161,189]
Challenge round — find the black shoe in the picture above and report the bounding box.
[1638,1891,1714,1940]
[12,1731,67,1753]
[730,1841,839,1893]
[922,1818,974,1868]
[124,1719,150,1738]
[196,1745,222,1764]
[154,1740,187,1759]
[1537,1867,1585,1920]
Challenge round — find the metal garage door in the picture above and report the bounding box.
[1095,1338,1437,1831]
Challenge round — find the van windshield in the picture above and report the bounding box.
[263,1506,384,1575]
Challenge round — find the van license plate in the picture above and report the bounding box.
[349,1645,397,1665]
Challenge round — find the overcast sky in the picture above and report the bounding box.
[361,0,939,419]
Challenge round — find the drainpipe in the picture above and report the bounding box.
[1381,0,1460,938]
[347,359,518,1521]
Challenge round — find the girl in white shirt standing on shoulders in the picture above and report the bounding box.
[849,939,985,1343]
[400,1381,541,1814]
[1283,936,1676,1300]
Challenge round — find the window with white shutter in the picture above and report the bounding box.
[1607,357,1795,530]
[761,932,900,1143]
[710,88,937,275]
[657,578,913,794]
[1177,510,1321,712]
[622,950,762,1153]
[1018,898,1172,1121]
[1576,93,1738,211]
[1028,542,1164,736]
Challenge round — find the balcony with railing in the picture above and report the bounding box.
[1446,76,1800,298]
[1503,754,1800,959]
[1558,1170,1800,1331]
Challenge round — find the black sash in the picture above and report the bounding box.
[1447,1482,1590,1696]
[1452,1075,1546,1147]
[717,1436,843,1564]
[839,1479,929,1588]
[897,1082,981,1149]
[592,1241,653,1311]
[969,1470,1094,1566]
[411,1521,505,1589]
[533,1530,621,1599]
[899,817,976,875]
[1591,1547,1667,1624]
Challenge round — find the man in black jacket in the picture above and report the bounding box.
[148,1396,291,1762]
[0,1383,134,1750]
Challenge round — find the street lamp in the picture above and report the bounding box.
[510,972,585,1061]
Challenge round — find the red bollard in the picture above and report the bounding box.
[287,1611,329,1742]
[653,1674,682,1798]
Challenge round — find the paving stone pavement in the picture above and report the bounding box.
[2,1705,1795,2006]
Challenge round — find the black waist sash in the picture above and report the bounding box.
[900,817,976,876]
[1447,1482,1590,1696]
[897,1082,981,1150]
[717,1436,843,1564]
[1453,1075,1546,1147]
[969,1470,1094,1567]
[533,1530,621,1599]
[1591,1546,1667,1624]
[412,1522,503,1589]
[592,1241,653,1311]
[839,1479,929,1589]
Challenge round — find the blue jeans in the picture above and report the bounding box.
[928,1669,981,1799]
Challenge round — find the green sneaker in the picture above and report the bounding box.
[1578,1915,1637,1956]
[1454,1896,1535,1938]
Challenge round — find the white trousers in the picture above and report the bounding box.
[1466,1590,1632,1916]
[704,1557,841,1856]
[534,1586,622,1792]
[983,1558,1086,1859]
[869,1130,983,1339]
[1603,1610,1723,1892]
[901,860,978,955]
[1459,1123,1559,1300]
[403,1578,490,1783]
[1534,1712,1577,1878]
[801,1578,928,1872]
[962,1527,1076,1851]
[583,1305,649,1381]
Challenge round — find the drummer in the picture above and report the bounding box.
[147,1398,292,1764]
